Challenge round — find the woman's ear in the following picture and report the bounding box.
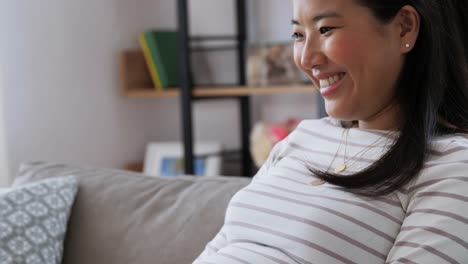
[397,5,420,53]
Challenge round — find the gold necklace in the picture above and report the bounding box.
[310,127,391,186]
[310,129,347,186]
[334,128,350,173]
[332,128,389,174]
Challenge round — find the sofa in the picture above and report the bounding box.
[12,161,251,264]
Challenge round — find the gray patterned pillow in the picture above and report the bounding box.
[0,176,78,264]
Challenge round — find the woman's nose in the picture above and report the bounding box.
[301,40,326,69]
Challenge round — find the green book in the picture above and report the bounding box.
[138,33,162,90]
[144,31,178,88]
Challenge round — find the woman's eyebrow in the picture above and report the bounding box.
[291,11,342,25]
[312,11,342,22]
[291,19,300,25]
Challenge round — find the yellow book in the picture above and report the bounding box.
[138,33,162,90]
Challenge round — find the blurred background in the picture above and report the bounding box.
[0,0,319,186]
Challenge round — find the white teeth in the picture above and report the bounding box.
[320,79,330,87]
[319,73,344,88]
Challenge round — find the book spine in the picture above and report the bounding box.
[138,33,162,90]
[144,32,169,88]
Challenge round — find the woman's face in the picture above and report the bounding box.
[292,0,405,129]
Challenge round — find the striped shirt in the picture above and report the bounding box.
[193,118,468,264]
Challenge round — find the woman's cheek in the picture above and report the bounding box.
[324,35,361,67]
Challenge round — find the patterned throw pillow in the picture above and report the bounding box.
[0,176,78,264]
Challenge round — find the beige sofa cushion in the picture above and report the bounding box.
[13,161,250,264]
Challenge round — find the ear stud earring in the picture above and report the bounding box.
[405,43,410,48]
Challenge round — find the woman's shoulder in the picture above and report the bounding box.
[424,134,468,174]
[429,133,468,162]
[407,134,468,193]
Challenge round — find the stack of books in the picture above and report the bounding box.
[138,31,178,90]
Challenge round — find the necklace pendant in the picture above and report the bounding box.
[335,164,347,173]
[309,179,326,186]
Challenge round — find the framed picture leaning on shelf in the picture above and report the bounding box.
[247,42,308,86]
[143,141,222,177]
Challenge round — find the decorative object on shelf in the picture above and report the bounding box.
[138,31,178,89]
[143,141,222,177]
[250,118,299,167]
[247,43,307,86]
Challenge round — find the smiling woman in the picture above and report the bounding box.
[193,0,468,263]
[291,0,412,129]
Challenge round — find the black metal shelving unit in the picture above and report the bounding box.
[177,0,253,176]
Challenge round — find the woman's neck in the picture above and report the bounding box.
[357,103,401,131]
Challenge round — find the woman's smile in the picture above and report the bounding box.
[314,72,347,97]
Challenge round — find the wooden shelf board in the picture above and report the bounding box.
[123,89,180,98]
[123,85,316,98]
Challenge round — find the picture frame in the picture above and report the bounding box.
[143,141,222,177]
[246,42,308,86]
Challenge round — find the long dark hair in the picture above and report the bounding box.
[312,0,468,196]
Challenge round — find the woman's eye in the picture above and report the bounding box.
[291,32,304,40]
[319,27,335,34]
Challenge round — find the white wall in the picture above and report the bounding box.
[0,0,317,182]
[0,0,171,181]
[0,59,9,186]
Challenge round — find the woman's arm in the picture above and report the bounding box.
[193,136,289,263]
[192,226,229,263]
[385,170,468,263]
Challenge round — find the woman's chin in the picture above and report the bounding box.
[325,103,343,118]
[324,105,354,121]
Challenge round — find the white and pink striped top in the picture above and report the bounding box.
[194,118,468,264]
